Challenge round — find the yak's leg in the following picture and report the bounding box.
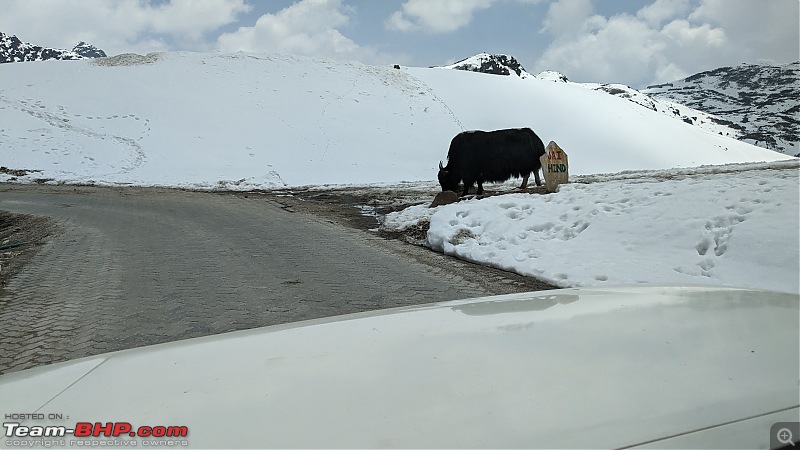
[476,176,484,195]
[462,179,473,197]
[534,168,542,186]
[519,173,529,189]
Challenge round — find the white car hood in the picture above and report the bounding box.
[2,285,798,448]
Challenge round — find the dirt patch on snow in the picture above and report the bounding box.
[0,166,42,178]
[92,52,161,66]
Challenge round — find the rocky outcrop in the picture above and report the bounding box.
[1,32,106,63]
[643,63,799,156]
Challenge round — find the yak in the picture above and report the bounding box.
[438,128,546,196]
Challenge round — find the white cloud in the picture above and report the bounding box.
[636,0,690,26]
[540,0,594,37]
[537,14,671,86]
[148,0,252,39]
[386,0,496,33]
[385,11,417,33]
[0,0,251,55]
[661,20,726,48]
[534,0,797,87]
[217,0,398,64]
[689,0,799,64]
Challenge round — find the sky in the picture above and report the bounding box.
[1,0,798,88]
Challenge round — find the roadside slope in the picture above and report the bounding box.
[1,52,791,189]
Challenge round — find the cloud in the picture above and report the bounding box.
[386,0,496,33]
[148,0,253,39]
[540,0,594,37]
[217,0,398,64]
[689,0,799,64]
[0,0,251,55]
[636,0,690,26]
[533,0,797,87]
[537,13,673,86]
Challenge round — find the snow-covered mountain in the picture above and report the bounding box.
[529,68,746,143]
[576,82,742,144]
[440,54,798,157]
[643,62,799,156]
[435,53,533,79]
[0,51,789,189]
[72,41,107,59]
[0,32,106,63]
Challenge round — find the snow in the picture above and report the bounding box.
[1,52,461,188]
[407,161,799,294]
[2,51,798,294]
[576,82,740,140]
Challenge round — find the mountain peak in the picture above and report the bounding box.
[436,53,533,79]
[536,70,569,83]
[1,32,106,63]
[72,41,107,58]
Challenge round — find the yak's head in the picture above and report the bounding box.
[438,161,459,192]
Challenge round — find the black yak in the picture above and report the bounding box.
[438,128,545,196]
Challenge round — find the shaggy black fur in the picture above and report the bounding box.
[438,128,546,196]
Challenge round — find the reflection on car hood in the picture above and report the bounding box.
[1,285,798,448]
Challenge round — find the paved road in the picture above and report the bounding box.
[0,184,554,374]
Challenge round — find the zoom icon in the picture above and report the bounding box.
[772,422,800,448]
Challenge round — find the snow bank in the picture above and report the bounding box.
[385,162,799,294]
